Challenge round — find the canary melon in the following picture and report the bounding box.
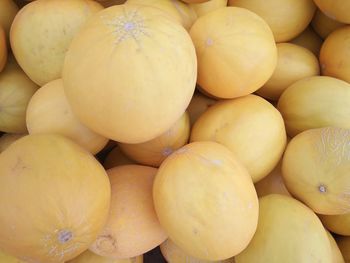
[68,250,143,263]
[0,133,26,153]
[313,0,350,24]
[103,147,135,169]
[320,213,350,236]
[0,250,23,263]
[290,27,323,56]
[189,0,227,17]
[311,9,346,39]
[326,231,345,263]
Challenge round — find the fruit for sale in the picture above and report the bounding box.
[0,134,111,263]
[26,79,108,155]
[278,76,350,137]
[327,230,345,263]
[68,250,143,263]
[0,56,38,133]
[0,133,25,153]
[320,26,350,83]
[103,147,135,169]
[282,127,350,215]
[0,0,18,37]
[186,92,216,126]
[10,0,103,86]
[290,27,323,56]
[0,26,7,72]
[190,7,277,99]
[191,95,286,183]
[91,165,167,259]
[256,43,320,101]
[235,194,332,263]
[320,213,350,236]
[313,0,350,24]
[63,4,197,144]
[189,0,227,17]
[118,112,190,167]
[311,9,346,39]
[228,0,316,42]
[153,141,259,260]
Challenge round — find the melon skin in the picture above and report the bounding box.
[0,26,6,72]
[313,0,350,24]
[0,0,18,37]
[0,133,26,153]
[103,146,135,169]
[326,230,345,263]
[311,9,346,39]
[68,249,143,263]
[337,236,350,262]
[189,0,228,17]
[289,27,323,56]
[319,213,350,236]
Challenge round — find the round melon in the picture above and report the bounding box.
[337,236,350,262]
[160,239,235,263]
[0,26,6,72]
[0,0,18,37]
[235,194,332,263]
[0,56,38,133]
[277,76,350,137]
[189,7,277,99]
[0,133,26,153]
[68,250,143,263]
[256,43,320,101]
[313,0,350,24]
[91,165,167,259]
[282,127,350,215]
[326,230,345,263]
[153,141,259,261]
[320,213,350,236]
[228,0,316,42]
[189,0,227,17]
[10,0,103,86]
[320,26,350,83]
[191,95,287,183]
[26,79,108,155]
[186,92,216,126]
[63,4,197,144]
[0,250,23,263]
[290,27,323,56]
[118,112,190,167]
[0,134,111,263]
[311,9,346,39]
[103,147,135,169]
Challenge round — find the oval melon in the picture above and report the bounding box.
[320,213,350,236]
[68,250,143,263]
[290,27,323,56]
[311,9,346,39]
[326,230,345,263]
[0,133,26,153]
[0,250,23,263]
[313,0,350,24]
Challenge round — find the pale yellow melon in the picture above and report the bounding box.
[153,141,259,261]
[68,250,143,263]
[186,92,216,126]
[10,0,103,86]
[26,79,108,155]
[282,127,350,215]
[256,43,320,101]
[191,95,287,183]
[312,9,346,39]
[103,147,135,169]
[290,27,323,56]
[118,112,190,167]
[0,55,38,133]
[313,0,350,24]
[228,0,316,42]
[91,165,167,259]
[63,5,197,144]
[320,213,350,236]
[235,194,332,263]
[0,134,111,263]
[277,76,350,137]
[0,133,26,153]
[337,236,350,262]
[326,231,345,263]
[0,250,23,263]
[190,0,227,17]
[0,0,18,37]
[189,7,277,99]
[0,26,7,73]
[320,26,350,83]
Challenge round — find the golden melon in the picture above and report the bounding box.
[68,250,143,263]
[313,0,350,24]
[337,236,350,262]
[0,133,26,153]
[320,213,350,236]
[327,230,345,263]
[290,27,323,56]
[0,26,6,72]
[91,165,167,259]
[63,4,197,144]
[103,147,135,169]
[118,112,190,167]
[191,95,287,183]
[189,0,227,17]
[0,250,23,263]
[0,0,18,37]
[0,55,38,133]
[320,26,350,83]
[10,0,103,86]
[186,92,216,126]
[228,0,316,42]
[153,141,259,261]
[235,194,332,263]
[189,7,277,99]
[282,127,350,215]
[277,76,350,137]
[311,9,346,39]
[256,43,320,101]
[0,134,111,263]
[26,79,108,155]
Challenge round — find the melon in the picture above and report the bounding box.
[0,0,18,37]
[326,231,345,263]
[191,95,287,183]
[10,0,103,86]
[277,76,350,137]
[0,250,23,263]
[103,147,135,169]
[0,26,6,72]
[319,213,350,236]
[320,26,350,83]
[118,112,190,167]
[0,134,111,263]
[189,7,277,99]
[26,79,108,155]
[256,43,320,101]
[63,4,197,144]
[189,0,227,17]
[0,133,26,153]
[337,236,350,262]
[235,194,332,263]
[313,0,350,24]
[153,141,259,260]
[0,55,38,133]
[91,165,167,259]
[311,9,346,39]
[282,127,350,215]
[290,27,323,56]
[68,250,143,263]
[186,92,216,126]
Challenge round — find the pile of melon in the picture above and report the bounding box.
[1,0,350,262]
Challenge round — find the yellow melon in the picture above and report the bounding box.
[10,0,103,86]
[0,133,26,153]
[63,4,197,144]
[189,7,276,99]
[277,76,350,137]
[0,0,18,37]
[191,95,287,183]
[235,194,332,263]
[311,9,346,39]
[228,0,316,42]
[337,236,350,262]
[189,0,227,17]
[0,26,7,72]
[186,92,216,126]
[91,165,167,259]
[118,112,190,167]
[0,55,38,133]
[0,134,111,263]
[256,43,320,101]
[327,230,345,263]
[290,27,323,56]
[320,213,350,236]
[320,26,350,83]
[0,250,23,263]
[103,147,135,169]
[282,127,350,215]
[26,79,108,155]
[68,250,143,263]
[153,141,259,260]
[313,0,350,24]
